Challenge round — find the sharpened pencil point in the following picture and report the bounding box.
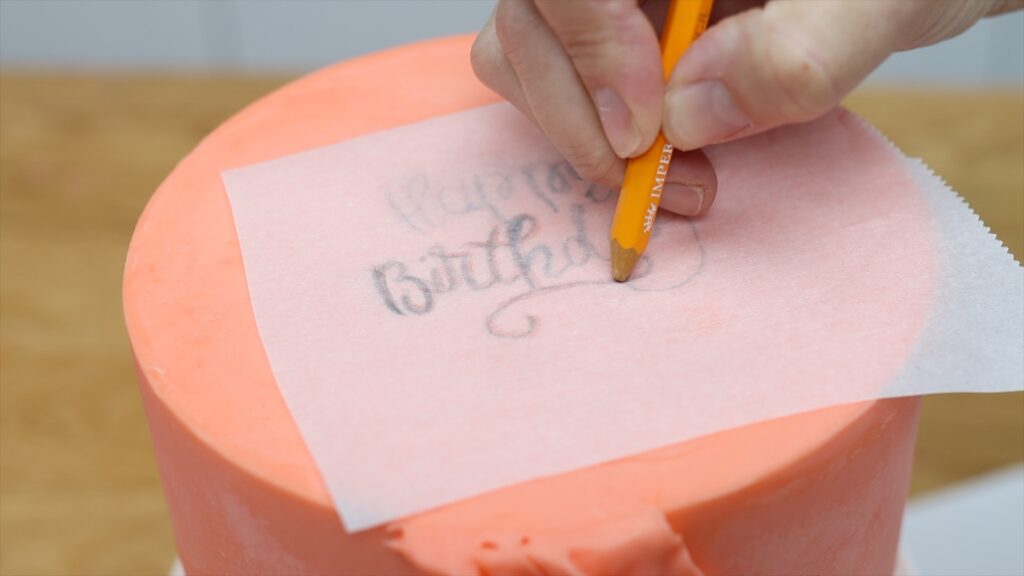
[610,239,641,282]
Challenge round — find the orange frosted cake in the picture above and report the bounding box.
[124,35,920,575]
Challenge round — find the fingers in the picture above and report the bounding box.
[491,0,624,186]
[472,0,718,214]
[470,9,534,123]
[660,149,718,217]
[664,0,1020,151]
[663,0,920,150]
[534,0,664,159]
[473,0,666,186]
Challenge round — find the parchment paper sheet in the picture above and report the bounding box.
[223,103,1023,531]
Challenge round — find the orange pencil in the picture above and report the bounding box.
[611,0,714,282]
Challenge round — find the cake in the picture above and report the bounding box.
[124,35,920,575]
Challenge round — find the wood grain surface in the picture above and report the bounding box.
[1,74,1021,576]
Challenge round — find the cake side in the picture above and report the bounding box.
[389,397,920,576]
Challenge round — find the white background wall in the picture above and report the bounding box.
[1,0,1022,86]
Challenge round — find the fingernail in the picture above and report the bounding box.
[665,81,751,150]
[592,88,643,158]
[664,182,704,216]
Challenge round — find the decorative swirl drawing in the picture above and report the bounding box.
[371,160,705,338]
[484,219,705,338]
[485,281,603,338]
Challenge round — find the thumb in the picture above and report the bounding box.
[662,0,1004,151]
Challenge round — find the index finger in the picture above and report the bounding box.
[535,0,664,159]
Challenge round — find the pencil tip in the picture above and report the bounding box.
[610,239,640,282]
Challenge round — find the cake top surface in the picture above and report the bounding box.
[123,35,896,529]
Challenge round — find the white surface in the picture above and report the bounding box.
[1,0,1022,86]
[903,464,1024,576]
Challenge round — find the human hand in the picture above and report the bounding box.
[471,0,1022,216]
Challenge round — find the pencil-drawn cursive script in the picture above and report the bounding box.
[371,160,703,337]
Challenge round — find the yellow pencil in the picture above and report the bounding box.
[610,0,714,282]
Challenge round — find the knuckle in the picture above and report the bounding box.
[557,27,621,80]
[766,33,840,120]
[543,0,634,72]
[558,26,616,61]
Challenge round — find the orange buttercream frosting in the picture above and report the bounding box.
[125,35,920,575]
[392,509,704,576]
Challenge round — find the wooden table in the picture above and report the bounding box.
[1,75,1021,576]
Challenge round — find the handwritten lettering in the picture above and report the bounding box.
[372,159,702,337]
[385,160,611,233]
[373,204,600,319]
